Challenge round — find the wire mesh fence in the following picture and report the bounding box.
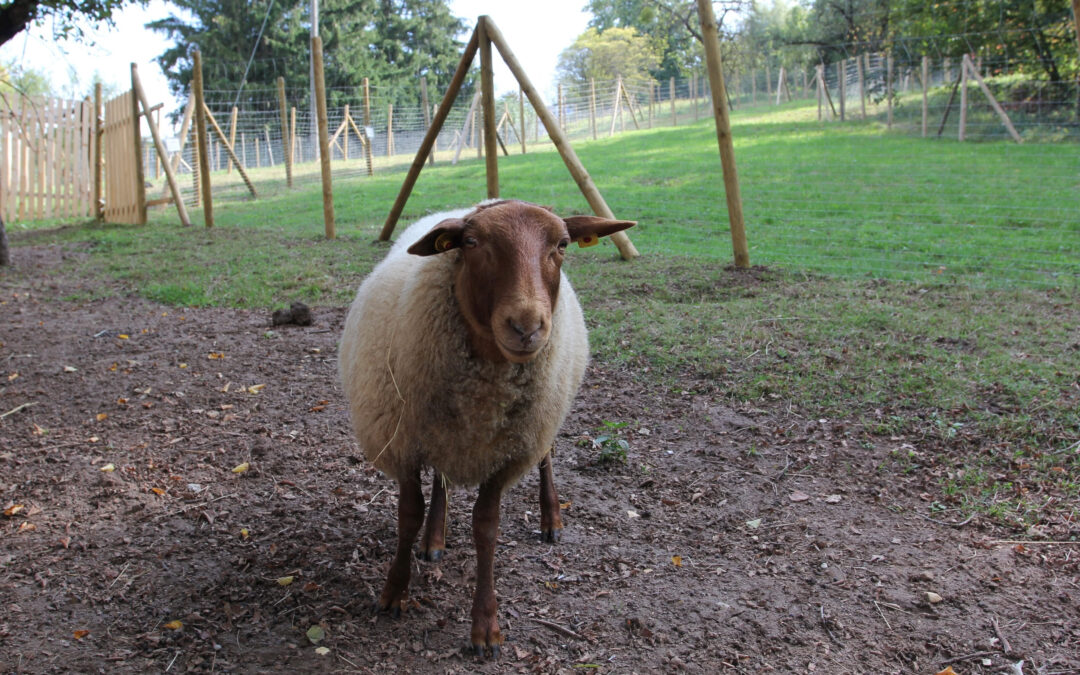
[128,40,1080,289]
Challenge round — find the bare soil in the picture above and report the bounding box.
[2,245,1078,674]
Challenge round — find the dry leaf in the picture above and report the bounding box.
[18,522,36,532]
[240,528,250,540]
[3,504,24,517]
[8,372,18,381]
[100,463,116,472]
[95,413,108,422]
[788,491,811,502]
[824,494,843,504]
[232,462,250,474]
[277,576,295,586]
[32,424,46,436]
[306,625,325,644]
[150,487,166,496]
[926,591,944,604]
[163,620,183,630]
[935,667,958,675]
[118,334,129,340]
[745,518,762,529]
[208,352,225,360]
[73,629,90,639]
[63,366,77,373]
[247,384,266,394]
[315,646,330,656]
[671,555,683,567]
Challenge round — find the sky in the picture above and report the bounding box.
[0,0,591,131]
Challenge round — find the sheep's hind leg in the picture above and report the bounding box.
[538,450,563,543]
[470,477,504,657]
[375,470,425,617]
[420,472,448,561]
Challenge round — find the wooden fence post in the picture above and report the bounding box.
[361,77,374,175]
[277,77,292,187]
[420,76,435,165]
[312,35,335,238]
[959,52,969,141]
[670,77,676,125]
[93,82,103,221]
[132,63,190,226]
[696,0,748,268]
[478,17,499,199]
[192,50,212,226]
[129,71,147,225]
[921,55,929,137]
[226,107,237,173]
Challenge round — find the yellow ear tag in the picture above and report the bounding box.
[577,235,598,248]
[434,232,456,252]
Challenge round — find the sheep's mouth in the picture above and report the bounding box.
[499,343,544,363]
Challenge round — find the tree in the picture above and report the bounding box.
[147,0,467,117]
[556,26,662,85]
[0,0,146,47]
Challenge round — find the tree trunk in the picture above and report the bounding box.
[0,0,38,47]
[0,216,10,266]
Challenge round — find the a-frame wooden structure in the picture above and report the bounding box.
[378,16,639,260]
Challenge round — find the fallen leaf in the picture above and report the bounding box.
[315,646,330,656]
[117,334,129,340]
[926,591,944,604]
[32,424,47,436]
[150,487,166,496]
[277,576,294,586]
[824,494,843,504]
[247,384,266,394]
[100,463,116,472]
[240,528,250,540]
[3,504,24,517]
[95,413,108,422]
[626,510,640,519]
[63,366,78,373]
[306,625,325,644]
[73,629,90,639]
[671,555,683,567]
[788,491,811,502]
[18,522,36,532]
[163,620,183,630]
[935,667,958,675]
[232,462,250,474]
[8,372,18,381]
[208,352,225,360]
[303,581,321,592]
[745,518,762,529]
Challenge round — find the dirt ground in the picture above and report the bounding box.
[2,244,1078,674]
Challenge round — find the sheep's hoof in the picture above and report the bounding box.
[419,548,444,562]
[372,598,404,618]
[540,527,562,543]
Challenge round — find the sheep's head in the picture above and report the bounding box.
[408,200,635,364]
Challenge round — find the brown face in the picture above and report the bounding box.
[408,200,635,364]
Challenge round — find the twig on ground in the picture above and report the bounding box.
[917,512,976,527]
[992,616,1013,655]
[992,540,1080,545]
[0,402,35,419]
[872,601,892,629]
[939,650,998,666]
[530,617,584,641]
[820,605,842,645]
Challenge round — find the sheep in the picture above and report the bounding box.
[339,199,634,655]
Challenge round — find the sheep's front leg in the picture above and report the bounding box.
[420,472,448,561]
[538,450,563,543]
[376,470,424,616]
[470,478,504,656]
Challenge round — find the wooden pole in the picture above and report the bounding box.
[277,77,292,187]
[93,82,103,221]
[696,0,748,268]
[202,104,257,197]
[886,52,894,129]
[420,76,435,165]
[963,54,1023,143]
[589,78,597,140]
[192,50,213,226]
[485,16,638,259]
[959,52,969,141]
[226,106,237,174]
[130,70,147,225]
[518,87,527,153]
[453,92,480,165]
[670,77,677,125]
[478,17,499,199]
[380,28,480,240]
[132,63,190,226]
[856,55,866,119]
[362,77,374,176]
[312,36,335,238]
[921,55,929,137]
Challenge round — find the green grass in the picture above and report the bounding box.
[6,99,1079,536]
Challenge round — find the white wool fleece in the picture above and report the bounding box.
[338,206,589,489]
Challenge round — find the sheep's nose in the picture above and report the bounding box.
[509,318,542,346]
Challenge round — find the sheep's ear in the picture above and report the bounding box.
[407,218,466,256]
[563,215,637,249]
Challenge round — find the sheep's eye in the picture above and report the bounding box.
[463,236,478,249]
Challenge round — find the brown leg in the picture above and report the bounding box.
[420,472,448,561]
[470,478,504,657]
[376,470,424,616]
[538,450,563,543]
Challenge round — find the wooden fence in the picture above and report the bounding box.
[0,95,96,223]
[102,90,146,225]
